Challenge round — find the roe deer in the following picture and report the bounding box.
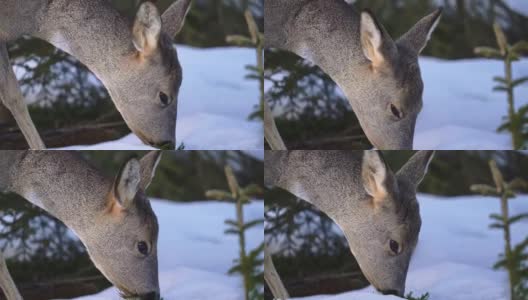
[265,0,442,149]
[265,150,434,296]
[0,151,162,300]
[0,0,192,150]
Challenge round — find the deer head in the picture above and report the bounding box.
[80,151,162,299]
[346,150,434,296]
[105,0,192,150]
[346,9,442,149]
[264,150,434,297]
[265,1,443,149]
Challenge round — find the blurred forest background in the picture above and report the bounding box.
[265,0,528,149]
[264,151,528,299]
[0,0,264,149]
[0,150,263,299]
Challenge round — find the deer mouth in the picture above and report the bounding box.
[117,285,138,299]
[133,129,154,146]
[359,269,404,297]
[132,128,175,150]
[378,288,404,297]
[117,285,140,300]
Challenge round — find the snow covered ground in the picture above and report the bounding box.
[274,194,528,300]
[56,46,262,150]
[414,58,528,150]
[76,199,264,300]
[507,0,528,15]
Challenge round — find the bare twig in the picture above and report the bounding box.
[264,101,287,150]
[0,252,22,300]
[264,246,289,300]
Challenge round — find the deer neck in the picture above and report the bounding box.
[36,0,134,84]
[270,0,367,96]
[275,151,365,224]
[2,151,111,235]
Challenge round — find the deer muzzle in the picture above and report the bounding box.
[154,141,175,150]
[379,288,404,297]
[122,291,160,300]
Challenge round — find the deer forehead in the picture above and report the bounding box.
[127,55,180,89]
[95,203,157,243]
[393,57,423,91]
[375,69,423,112]
[387,201,421,243]
[366,216,413,247]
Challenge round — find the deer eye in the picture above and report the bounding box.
[159,92,170,107]
[389,239,400,254]
[137,241,149,255]
[390,104,402,120]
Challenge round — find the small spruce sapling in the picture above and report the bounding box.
[471,160,528,300]
[475,23,528,149]
[206,166,264,300]
[226,10,264,120]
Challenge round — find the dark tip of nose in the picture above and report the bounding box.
[151,141,175,150]
[380,289,401,297]
[139,291,159,300]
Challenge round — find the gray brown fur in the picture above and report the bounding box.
[265,150,434,296]
[0,0,192,149]
[0,151,162,299]
[265,0,442,149]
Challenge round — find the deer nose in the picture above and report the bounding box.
[151,141,175,150]
[139,291,159,300]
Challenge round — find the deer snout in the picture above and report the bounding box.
[131,127,175,150]
[150,140,175,150]
[364,118,415,150]
[378,288,404,297]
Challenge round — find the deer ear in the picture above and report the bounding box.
[397,8,442,54]
[396,151,435,188]
[360,10,395,70]
[362,151,392,208]
[162,0,192,38]
[113,157,141,210]
[133,2,162,56]
[139,151,162,190]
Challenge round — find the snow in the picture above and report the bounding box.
[414,57,528,150]
[507,0,528,15]
[57,46,262,150]
[279,194,528,300]
[75,199,264,300]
